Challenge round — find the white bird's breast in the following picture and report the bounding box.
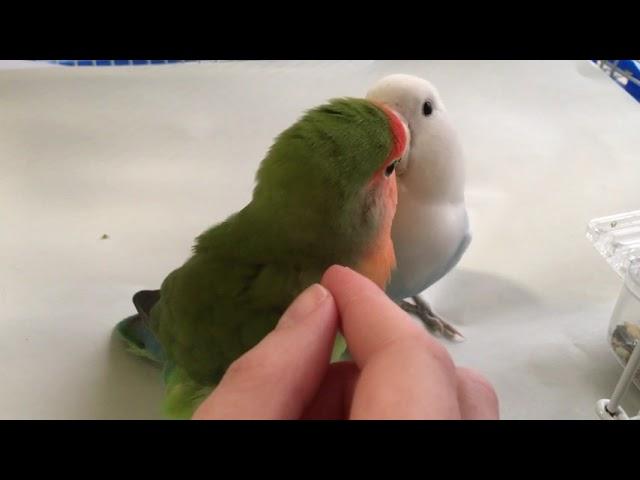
[390,182,470,296]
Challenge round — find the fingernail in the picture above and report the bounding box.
[278,283,329,329]
[326,264,351,277]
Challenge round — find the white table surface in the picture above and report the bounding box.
[1,60,639,419]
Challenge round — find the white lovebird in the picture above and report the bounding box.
[366,74,470,340]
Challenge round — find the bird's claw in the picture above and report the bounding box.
[399,297,465,342]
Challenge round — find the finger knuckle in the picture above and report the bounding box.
[425,340,456,376]
[226,353,269,380]
[458,367,499,408]
[386,332,456,376]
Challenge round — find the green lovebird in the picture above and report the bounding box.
[116,97,408,419]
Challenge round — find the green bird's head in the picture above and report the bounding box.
[251,97,408,285]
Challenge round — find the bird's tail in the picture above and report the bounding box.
[115,290,166,365]
[115,290,215,419]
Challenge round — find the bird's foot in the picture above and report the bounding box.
[400,296,465,342]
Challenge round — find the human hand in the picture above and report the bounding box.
[192,265,499,419]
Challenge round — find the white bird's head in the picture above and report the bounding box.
[366,74,465,202]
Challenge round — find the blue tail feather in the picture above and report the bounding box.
[116,314,166,365]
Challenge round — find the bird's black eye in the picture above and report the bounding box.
[384,160,398,177]
[422,101,433,116]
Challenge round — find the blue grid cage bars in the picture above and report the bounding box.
[593,60,640,103]
[32,60,223,67]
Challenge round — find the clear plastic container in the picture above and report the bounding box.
[608,261,640,387]
[587,210,640,388]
